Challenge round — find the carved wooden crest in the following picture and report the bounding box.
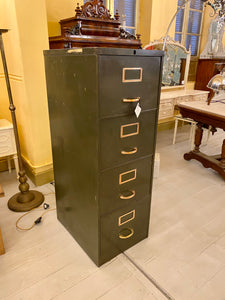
[79,0,111,19]
[49,1,142,49]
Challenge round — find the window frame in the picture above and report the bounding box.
[175,0,205,57]
[106,0,140,35]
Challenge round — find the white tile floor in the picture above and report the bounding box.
[0,126,224,300]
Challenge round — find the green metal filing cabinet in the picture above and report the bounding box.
[44,48,163,266]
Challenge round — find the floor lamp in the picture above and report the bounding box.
[0,29,44,212]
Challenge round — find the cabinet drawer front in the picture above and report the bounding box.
[99,156,152,215]
[175,95,191,105]
[99,55,161,117]
[100,110,157,169]
[100,200,150,265]
[158,100,174,120]
[192,94,208,102]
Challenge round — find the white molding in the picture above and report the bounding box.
[0,73,23,82]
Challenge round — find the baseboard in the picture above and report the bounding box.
[157,121,175,132]
[22,158,54,186]
[0,157,54,186]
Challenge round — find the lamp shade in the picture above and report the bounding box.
[207,73,225,91]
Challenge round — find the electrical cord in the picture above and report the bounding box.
[16,203,56,231]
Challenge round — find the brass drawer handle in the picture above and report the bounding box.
[123,97,140,103]
[119,228,134,239]
[121,147,137,155]
[120,190,135,200]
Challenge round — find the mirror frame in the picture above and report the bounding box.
[144,37,191,90]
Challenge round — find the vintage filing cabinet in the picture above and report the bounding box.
[44,48,163,266]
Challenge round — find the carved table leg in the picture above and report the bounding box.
[184,123,203,161]
[221,139,225,168]
[194,123,203,152]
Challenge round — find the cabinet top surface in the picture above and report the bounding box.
[0,119,13,129]
[44,47,164,57]
[161,89,209,100]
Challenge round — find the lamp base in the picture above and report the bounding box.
[8,190,44,212]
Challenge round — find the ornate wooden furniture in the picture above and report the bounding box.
[195,59,225,107]
[144,38,209,123]
[44,47,163,266]
[195,58,225,92]
[179,101,225,180]
[159,89,209,122]
[49,1,142,50]
[0,119,19,177]
[195,16,225,94]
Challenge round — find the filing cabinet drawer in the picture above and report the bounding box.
[100,200,150,265]
[99,156,152,215]
[99,55,161,117]
[100,110,157,169]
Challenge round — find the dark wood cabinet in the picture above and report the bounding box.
[49,1,142,50]
[44,48,163,266]
[195,58,225,91]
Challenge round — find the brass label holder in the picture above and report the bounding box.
[118,209,136,226]
[122,67,143,83]
[120,122,139,138]
[119,169,137,185]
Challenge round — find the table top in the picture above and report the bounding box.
[178,101,225,129]
[179,101,225,118]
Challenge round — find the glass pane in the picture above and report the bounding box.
[114,0,136,28]
[187,11,202,34]
[178,0,186,6]
[186,35,199,55]
[175,33,182,43]
[190,0,203,10]
[124,28,135,36]
[175,8,184,32]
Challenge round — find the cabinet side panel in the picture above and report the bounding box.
[44,53,99,264]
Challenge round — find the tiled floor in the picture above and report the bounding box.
[0,126,224,300]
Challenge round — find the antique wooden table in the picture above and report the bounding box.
[178,101,225,180]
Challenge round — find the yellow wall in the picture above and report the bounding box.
[0,0,18,122]
[46,0,83,37]
[0,0,53,183]
[138,0,177,48]
[139,0,153,47]
[149,0,177,43]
